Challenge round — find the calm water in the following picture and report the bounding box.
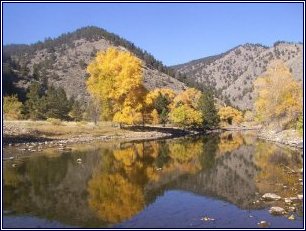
[3,131,304,228]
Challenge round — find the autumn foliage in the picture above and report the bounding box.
[86,47,145,126]
[254,60,302,128]
[218,106,243,125]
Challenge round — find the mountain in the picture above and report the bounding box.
[3,26,186,103]
[172,42,303,110]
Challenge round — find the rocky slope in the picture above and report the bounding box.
[3,26,186,103]
[172,42,303,110]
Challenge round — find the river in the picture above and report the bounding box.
[3,131,304,228]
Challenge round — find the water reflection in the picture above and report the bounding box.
[3,132,303,228]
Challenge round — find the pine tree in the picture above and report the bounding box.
[198,91,220,128]
[25,82,46,120]
[45,86,71,120]
[69,99,84,121]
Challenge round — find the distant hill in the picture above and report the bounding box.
[172,42,303,110]
[3,26,186,102]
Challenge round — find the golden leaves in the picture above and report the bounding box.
[254,60,302,124]
[86,47,145,125]
[218,106,243,125]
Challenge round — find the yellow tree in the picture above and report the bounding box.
[254,60,302,127]
[171,87,201,109]
[168,88,203,127]
[169,105,202,127]
[145,88,176,125]
[218,106,243,125]
[4,95,23,120]
[86,47,145,126]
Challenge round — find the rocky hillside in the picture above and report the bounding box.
[3,26,186,103]
[172,42,303,110]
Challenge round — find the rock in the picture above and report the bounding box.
[288,207,296,212]
[262,193,281,201]
[288,214,295,220]
[257,221,270,228]
[77,158,82,163]
[284,198,292,204]
[269,207,285,215]
[297,194,303,200]
[201,216,215,222]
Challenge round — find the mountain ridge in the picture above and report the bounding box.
[172,41,303,110]
[3,26,186,103]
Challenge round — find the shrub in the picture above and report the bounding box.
[4,95,23,120]
[47,118,62,125]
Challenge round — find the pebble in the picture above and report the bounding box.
[288,214,295,220]
[257,221,270,228]
[201,216,215,222]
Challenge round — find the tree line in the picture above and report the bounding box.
[4,48,302,134]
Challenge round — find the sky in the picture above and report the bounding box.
[3,2,304,66]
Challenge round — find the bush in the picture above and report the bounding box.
[4,95,23,120]
[47,118,62,125]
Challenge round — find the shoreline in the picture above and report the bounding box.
[3,121,202,150]
[257,129,303,150]
[3,121,303,150]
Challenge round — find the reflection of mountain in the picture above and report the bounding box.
[4,134,302,228]
[172,145,259,209]
[4,149,110,228]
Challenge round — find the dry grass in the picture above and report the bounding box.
[4,120,129,139]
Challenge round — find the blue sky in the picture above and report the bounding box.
[3,2,303,66]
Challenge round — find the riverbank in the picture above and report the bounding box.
[3,120,199,148]
[3,120,303,150]
[257,129,303,149]
[220,122,303,150]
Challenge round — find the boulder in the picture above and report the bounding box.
[257,221,270,228]
[269,207,285,215]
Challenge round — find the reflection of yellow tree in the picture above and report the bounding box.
[218,132,244,155]
[88,173,144,223]
[4,163,23,187]
[148,141,159,158]
[169,141,203,163]
[113,147,137,167]
[166,140,203,174]
[254,142,302,198]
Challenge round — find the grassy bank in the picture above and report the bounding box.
[3,120,196,146]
